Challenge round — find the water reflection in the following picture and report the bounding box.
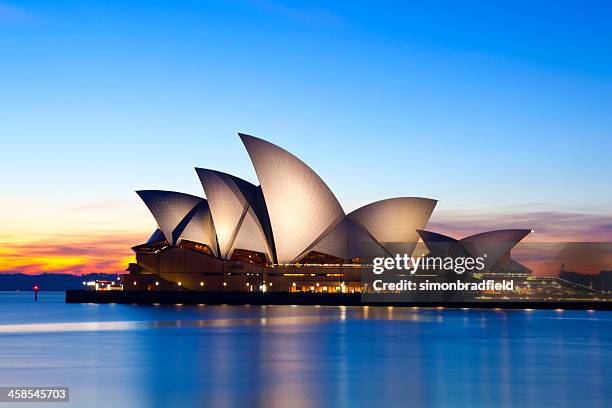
[0,293,609,408]
[0,315,338,334]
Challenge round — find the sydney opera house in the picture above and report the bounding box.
[123,133,533,295]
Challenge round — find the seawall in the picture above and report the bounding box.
[65,290,611,310]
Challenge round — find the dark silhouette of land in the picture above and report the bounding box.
[0,273,120,291]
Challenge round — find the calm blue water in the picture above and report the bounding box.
[0,292,609,408]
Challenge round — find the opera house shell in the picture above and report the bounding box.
[126,133,528,292]
[417,229,532,277]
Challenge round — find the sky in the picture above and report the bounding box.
[1,0,611,275]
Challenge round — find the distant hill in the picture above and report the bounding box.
[0,273,122,291]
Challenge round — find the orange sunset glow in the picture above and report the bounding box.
[1,207,610,276]
[0,235,141,275]
[0,196,152,275]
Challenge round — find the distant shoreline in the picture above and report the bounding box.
[0,273,120,292]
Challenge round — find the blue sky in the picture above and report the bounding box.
[0,0,611,273]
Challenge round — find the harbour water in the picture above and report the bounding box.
[0,292,610,407]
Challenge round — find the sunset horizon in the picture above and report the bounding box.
[2,130,611,276]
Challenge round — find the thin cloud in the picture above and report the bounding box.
[66,199,133,212]
[428,210,612,242]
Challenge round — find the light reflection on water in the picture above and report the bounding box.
[0,316,346,334]
[0,292,609,408]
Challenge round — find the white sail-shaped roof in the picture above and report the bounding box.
[146,228,166,244]
[347,197,437,257]
[136,190,202,245]
[460,229,531,269]
[230,207,272,259]
[346,218,390,260]
[136,190,217,252]
[301,217,392,261]
[196,168,273,261]
[418,229,531,269]
[178,200,218,256]
[417,229,475,259]
[240,133,345,263]
[306,219,348,261]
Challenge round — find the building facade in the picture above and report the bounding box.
[125,133,531,294]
